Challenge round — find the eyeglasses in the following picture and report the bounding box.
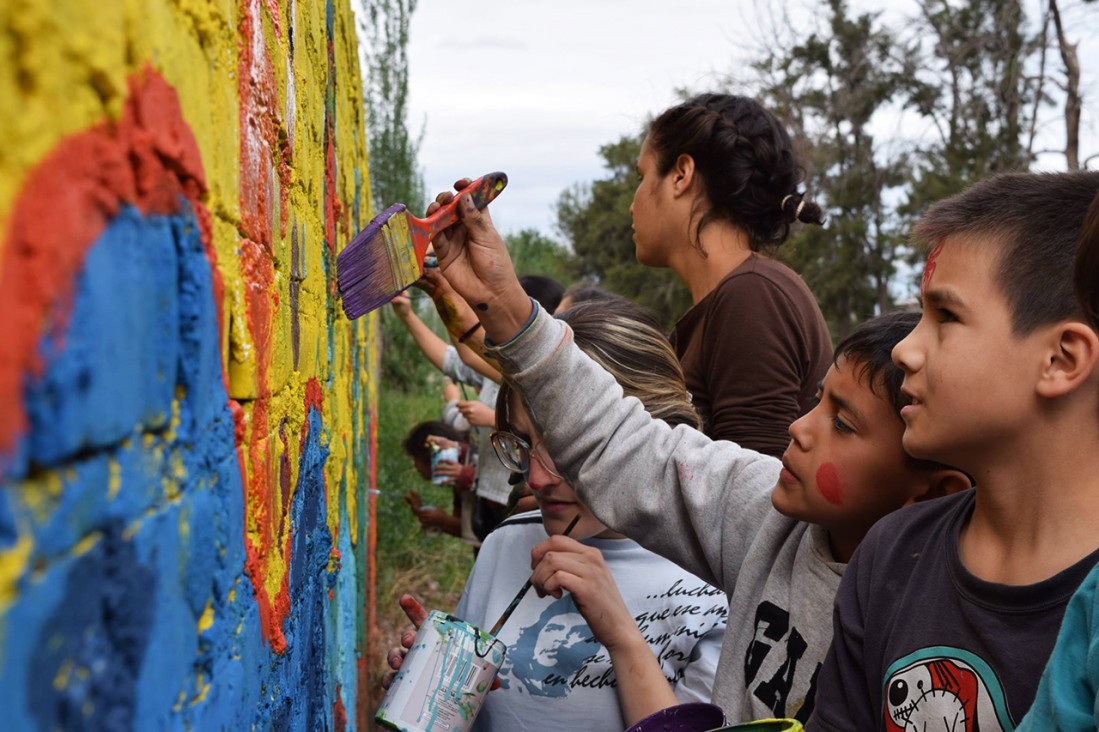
[489,431,564,479]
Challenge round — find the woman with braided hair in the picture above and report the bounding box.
[632,93,832,456]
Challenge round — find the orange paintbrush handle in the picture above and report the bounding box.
[407,172,508,260]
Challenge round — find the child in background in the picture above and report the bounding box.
[401,421,472,543]
[808,172,1099,730]
[391,273,563,539]
[1013,189,1099,732]
[418,188,969,723]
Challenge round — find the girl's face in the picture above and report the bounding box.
[507,393,617,540]
[630,138,678,267]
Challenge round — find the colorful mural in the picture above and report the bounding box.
[0,0,378,728]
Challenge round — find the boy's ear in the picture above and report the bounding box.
[1035,321,1099,399]
[912,468,972,504]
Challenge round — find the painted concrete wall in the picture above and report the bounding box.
[0,0,379,729]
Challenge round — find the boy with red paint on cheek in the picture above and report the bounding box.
[770,310,968,565]
[808,172,1099,732]
[420,185,968,725]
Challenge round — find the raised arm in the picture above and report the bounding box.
[390,290,448,371]
[430,188,780,590]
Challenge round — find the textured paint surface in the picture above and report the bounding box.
[815,463,844,506]
[0,0,378,729]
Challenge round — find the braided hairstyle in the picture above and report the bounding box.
[646,93,824,253]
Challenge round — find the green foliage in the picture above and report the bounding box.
[899,0,1034,214]
[555,134,691,328]
[357,0,436,391]
[377,290,447,390]
[358,0,425,214]
[755,0,914,337]
[374,385,473,619]
[505,229,576,285]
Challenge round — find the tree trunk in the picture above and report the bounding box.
[1049,0,1081,170]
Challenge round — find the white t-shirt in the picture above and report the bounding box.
[456,511,728,732]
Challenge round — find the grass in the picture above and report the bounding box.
[366,377,476,719]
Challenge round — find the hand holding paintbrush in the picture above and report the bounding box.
[487,514,581,636]
[338,172,507,319]
[425,181,537,347]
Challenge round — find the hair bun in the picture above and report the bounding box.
[781,192,825,226]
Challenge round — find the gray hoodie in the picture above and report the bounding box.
[489,307,844,723]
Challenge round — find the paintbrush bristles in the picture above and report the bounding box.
[337,203,420,319]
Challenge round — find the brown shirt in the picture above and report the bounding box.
[672,254,832,456]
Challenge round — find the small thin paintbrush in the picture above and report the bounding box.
[337,172,508,319]
[488,515,580,637]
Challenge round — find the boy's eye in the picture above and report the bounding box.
[831,415,854,435]
[935,307,957,324]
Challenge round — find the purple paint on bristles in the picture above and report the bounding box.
[338,172,510,320]
[337,203,410,319]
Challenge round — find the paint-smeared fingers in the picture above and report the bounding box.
[399,594,429,628]
[387,645,408,671]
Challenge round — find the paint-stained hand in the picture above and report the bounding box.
[457,400,495,428]
[428,182,531,343]
[431,459,464,485]
[530,535,639,653]
[390,290,415,323]
[415,505,453,530]
[382,594,501,691]
[403,490,423,513]
[382,595,431,689]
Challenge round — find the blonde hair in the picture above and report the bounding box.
[497,299,700,431]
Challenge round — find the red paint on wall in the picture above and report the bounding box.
[815,463,844,506]
[333,684,348,731]
[236,0,307,654]
[238,0,292,252]
[0,66,225,465]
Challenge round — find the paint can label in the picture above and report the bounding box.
[376,610,506,732]
[430,446,460,485]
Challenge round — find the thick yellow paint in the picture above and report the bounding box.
[198,599,215,632]
[107,456,122,500]
[72,531,102,558]
[0,535,33,610]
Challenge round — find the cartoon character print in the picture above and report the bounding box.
[884,650,1014,732]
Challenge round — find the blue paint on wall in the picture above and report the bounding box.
[22,206,178,470]
[0,200,277,730]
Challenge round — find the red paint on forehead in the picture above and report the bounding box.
[921,237,946,293]
[816,463,844,506]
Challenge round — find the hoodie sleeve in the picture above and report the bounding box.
[489,308,781,592]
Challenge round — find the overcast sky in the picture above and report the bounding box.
[406,0,1099,240]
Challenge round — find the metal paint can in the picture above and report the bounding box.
[430,445,460,485]
[376,610,506,732]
